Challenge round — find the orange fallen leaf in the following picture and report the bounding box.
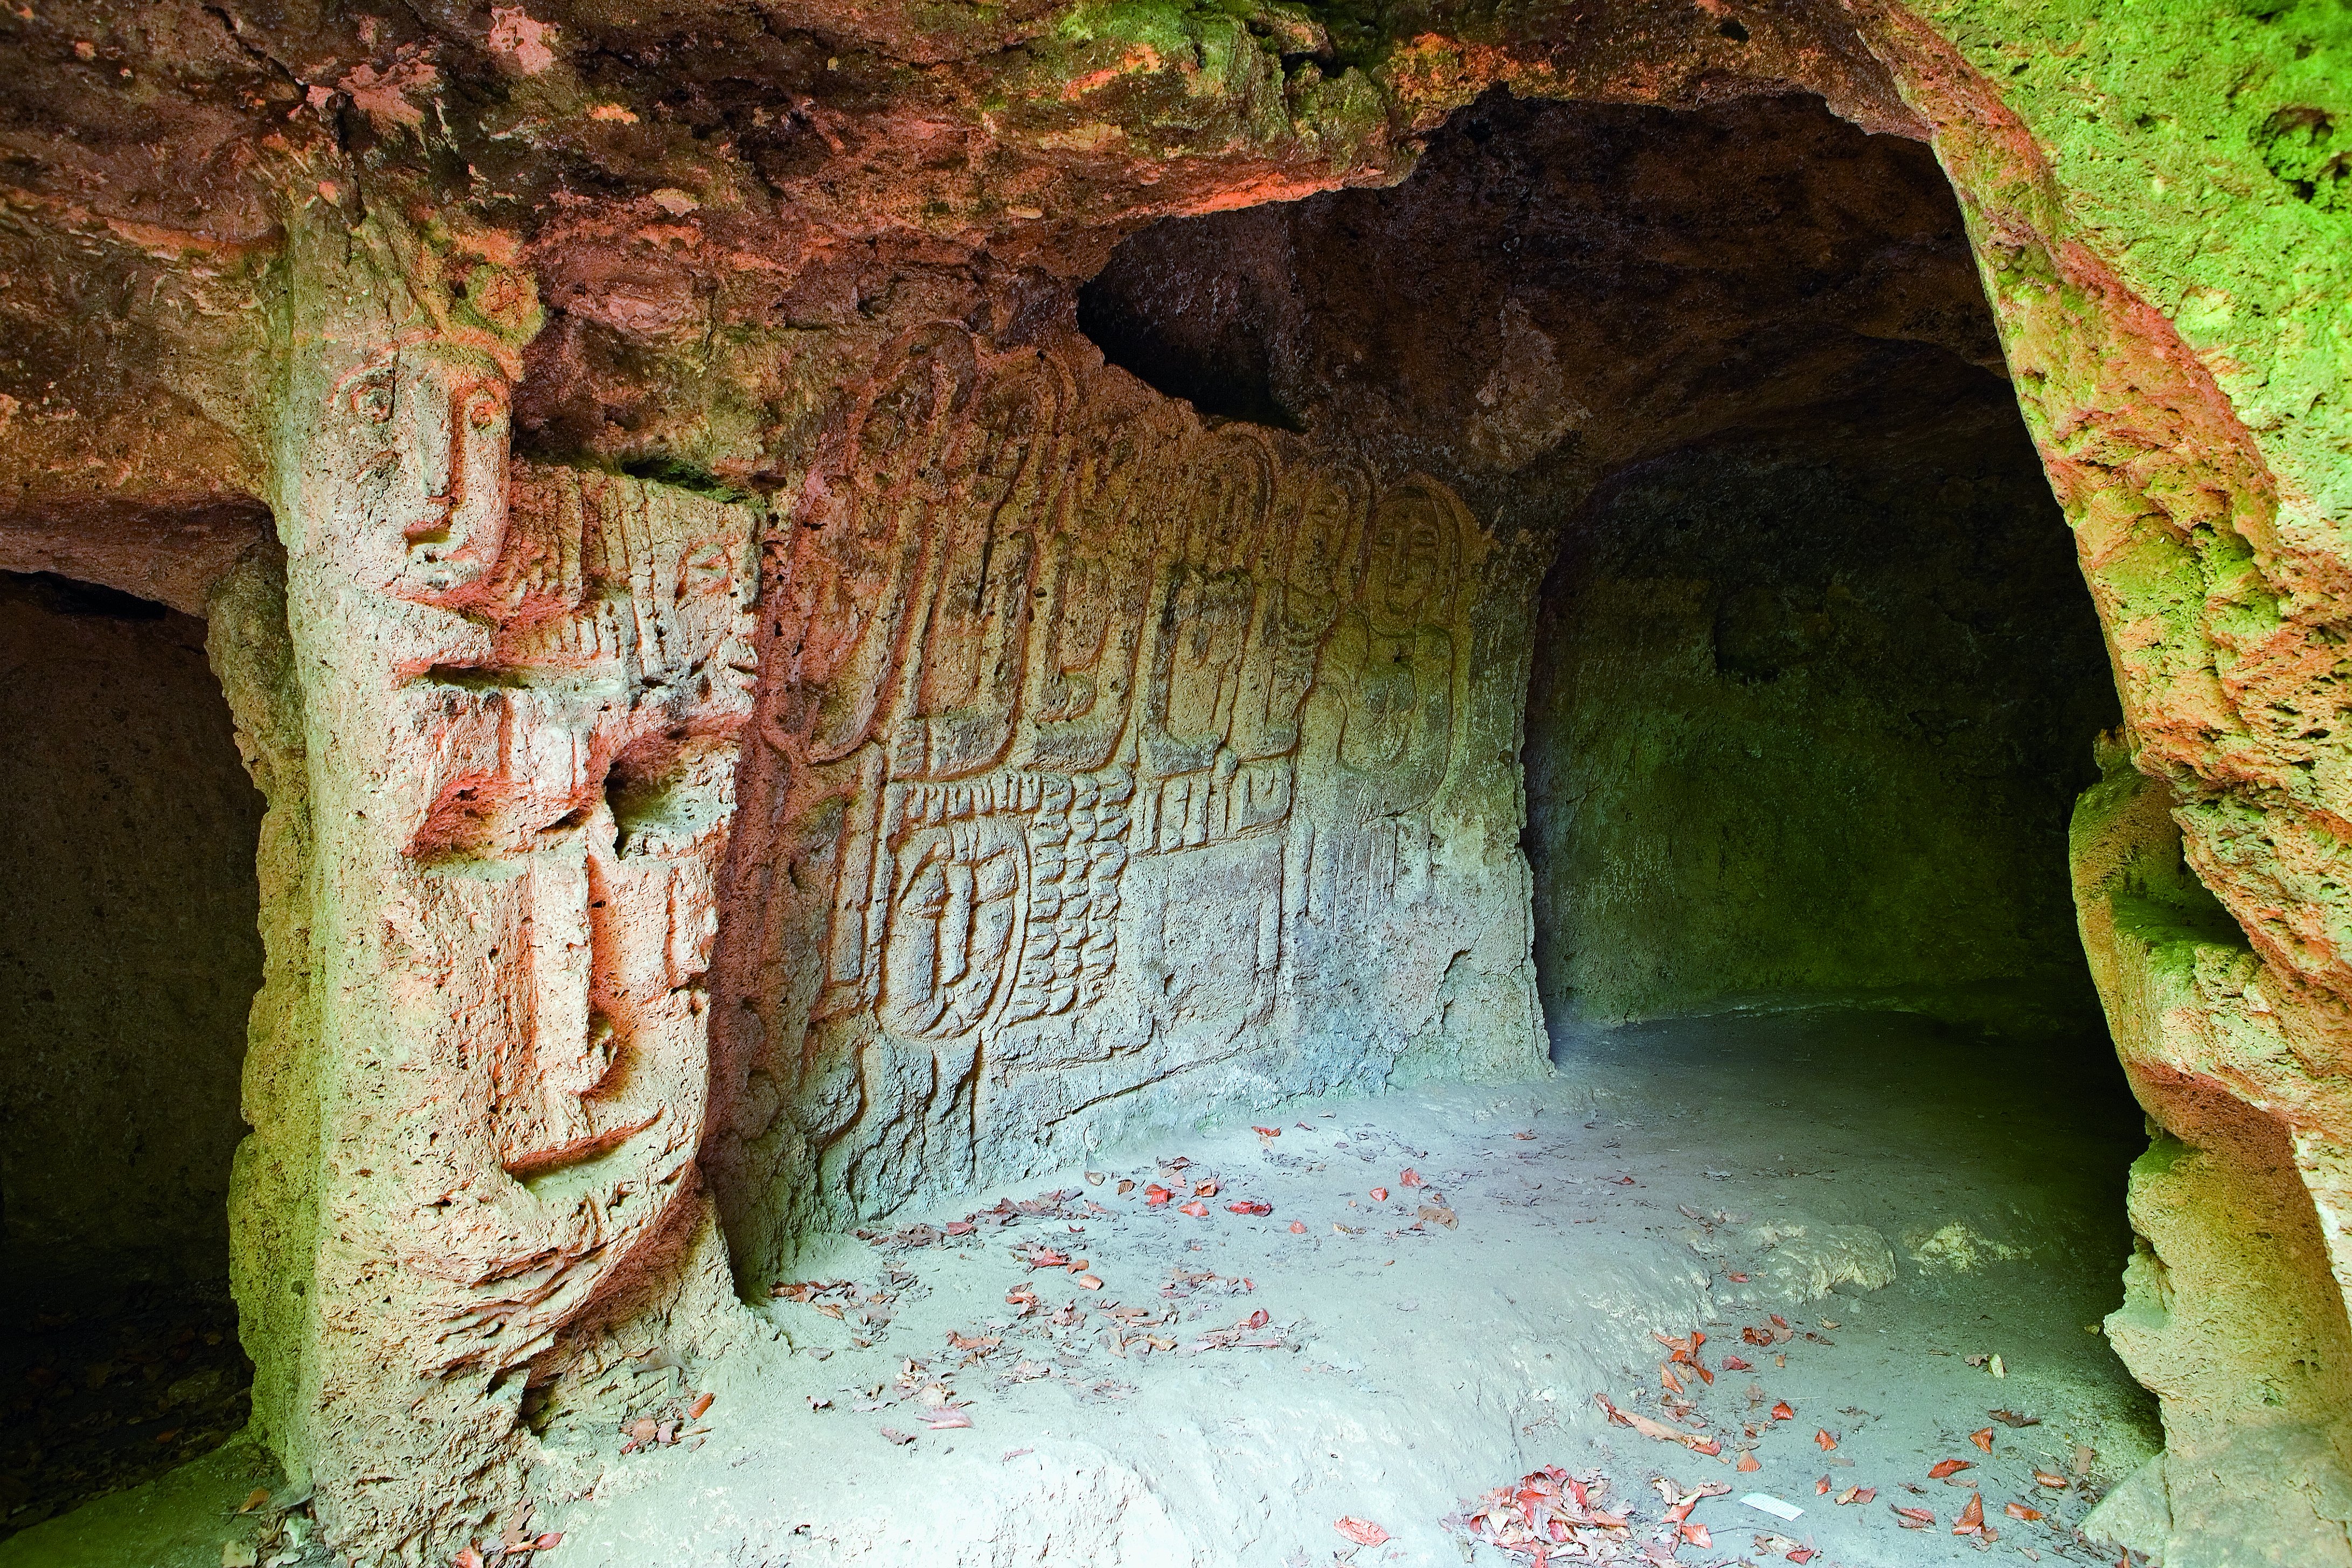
[1227,1199,1272,1215]
[1144,1184,1172,1206]
[1953,1492,1986,1535]
[1892,1505,1934,1528]
[1814,1430,1837,1451]
[456,1549,486,1568]
[1370,1187,1389,1201]
[1245,1308,1269,1329]
[533,1534,562,1550]
[1788,1550,1819,1565]
[2005,1502,2043,1522]
[1726,1272,1750,1282]
[1970,1427,1994,1453]
[1721,1355,1751,1371]
[1660,1364,1686,1394]
[1178,1200,1209,1218]
[1928,1459,1974,1480]
[1400,1168,1423,1187]
[1074,1273,1102,1289]
[1679,1522,1711,1548]
[1117,1178,1135,1195]
[1771,1401,1794,1421]
[1192,1179,1219,1198]
[1513,1130,1535,1140]
[1289,1221,1307,1233]
[1252,1126,1280,1137]
[238,1489,270,1515]
[1334,1516,1389,1546]
[689,1392,714,1420]
[1835,1484,1874,1505]
[2032,1470,2069,1489]
[1735,1451,1760,1473]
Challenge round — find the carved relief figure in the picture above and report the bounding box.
[1303,474,1471,910]
[326,339,514,616]
[294,277,757,1371]
[1014,410,1176,773]
[888,357,1065,781]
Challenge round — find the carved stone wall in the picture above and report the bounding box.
[708,327,1543,1272]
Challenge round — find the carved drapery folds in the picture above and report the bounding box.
[719,323,1528,1250]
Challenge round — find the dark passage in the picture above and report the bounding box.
[0,572,261,1535]
[1081,88,2122,1043]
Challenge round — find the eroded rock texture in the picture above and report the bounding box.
[0,0,2346,1561]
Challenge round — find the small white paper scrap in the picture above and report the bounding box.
[1740,1493,1805,1522]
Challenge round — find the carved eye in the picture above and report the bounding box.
[351,371,397,423]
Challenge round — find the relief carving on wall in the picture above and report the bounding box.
[741,325,1476,1183]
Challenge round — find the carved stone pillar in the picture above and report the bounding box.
[249,206,758,1559]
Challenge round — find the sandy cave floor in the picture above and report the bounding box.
[7,1008,2159,1567]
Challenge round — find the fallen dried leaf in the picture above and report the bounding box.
[1816,1476,1830,1495]
[1954,1492,1986,1536]
[1679,1522,1712,1547]
[1417,1203,1459,1229]
[1661,1365,1686,1394]
[1226,1199,1272,1216]
[2005,1502,2043,1522]
[1928,1460,1974,1480]
[1370,1187,1390,1202]
[1594,1393,1722,1455]
[237,1488,269,1515]
[689,1392,714,1420]
[1074,1274,1102,1290]
[453,1550,484,1568]
[1970,1427,1994,1453]
[1289,1220,1307,1233]
[2033,1469,2068,1489]
[1835,1486,1874,1505]
[1989,1409,2040,1427]
[1400,1168,1423,1187]
[1245,1309,1270,1330]
[1144,1184,1171,1206]
[533,1533,562,1550]
[1771,1401,1794,1421]
[1118,1178,1135,1196]
[1736,1451,1760,1473]
[1252,1127,1280,1138]
[879,1426,915,1446]
[1178,1201,1209,1218]
[1722,1355,1752,1371]
[1334,1516,1390,1546]
[1192,1179,1219,1198]
[1892,1505,1934,1529]
[1788,1549,1819,1564]
[1814,1430,1837,1452]
[922,1409,973,1430]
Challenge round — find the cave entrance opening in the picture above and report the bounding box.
[0,571,263,1538]
[1074,86,2163,1529]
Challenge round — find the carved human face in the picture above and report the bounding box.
[331,345,511,604]
[879,816,1025,1039]
[1363,489,1454,636]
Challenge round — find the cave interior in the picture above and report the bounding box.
[0,88,2190,1567]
